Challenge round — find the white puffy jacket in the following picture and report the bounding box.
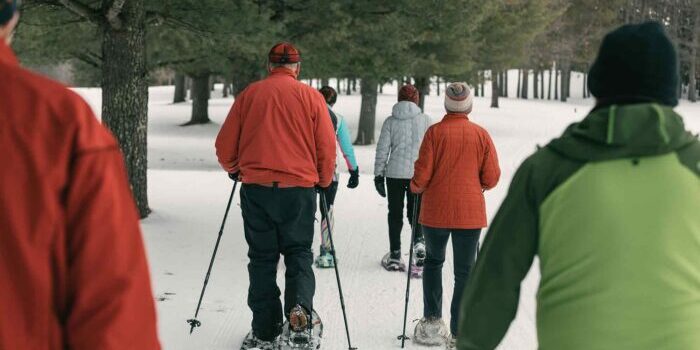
[374,101,431,179]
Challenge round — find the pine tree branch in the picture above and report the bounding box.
[57,0,102,24]
[106,0,126,29]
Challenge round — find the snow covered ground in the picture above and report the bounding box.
[75,81,700,350]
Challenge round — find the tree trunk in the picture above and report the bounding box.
[414,76,430,111]
[183,73,211,125]
[583,73,588,98]
[321,78,329,87]
[689,6,699,102]
[555,69,560,100]
[222,77,230,98]
[210,76,215,91]
[480,72,485,97]
[548,65,553,100]
[346,78,352,95]
[354,76,379,145]
[352,78,357,92]
[534,69,539,99]
[101,0,149,218]
[436,77,441,96]
[173,72,186,103]
[503,70,508,97]
[540,70,545,99]
[379,82,384,94]
[336,78,341,93]
[521,69,529,99]
[491,70,500,108]
[516,69,521,98]
[560,64,570,102]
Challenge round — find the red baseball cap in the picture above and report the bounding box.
[268,42,301,64]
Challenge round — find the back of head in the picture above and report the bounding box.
[319,86,337,105]
[588,21,679,107]
[444,82,473,114]
[268,41,301,70]
[0,0,17,26]
[398,84,420,105]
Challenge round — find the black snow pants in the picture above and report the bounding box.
[386,178,423,252]
[240,184,317,341]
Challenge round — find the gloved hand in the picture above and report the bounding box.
[374,176,386,198]
[228,172,239,181]
[315,184,330,195]
[347,167,359,189]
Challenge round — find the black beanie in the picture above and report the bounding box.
[0,0,18,26]
[588,21,679,107]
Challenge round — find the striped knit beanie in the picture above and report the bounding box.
[445,82,473,114]
[0,0,17,25]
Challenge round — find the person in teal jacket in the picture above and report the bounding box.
[315,86,359,268]
[458,22,700,350]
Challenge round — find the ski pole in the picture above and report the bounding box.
[319,191,357,350]
[398,194,420,348]
[187,180,238,334]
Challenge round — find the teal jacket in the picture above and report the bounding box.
[458,103,700,350]
[335,111,358,171]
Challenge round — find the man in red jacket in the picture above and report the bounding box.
[215,42,336,348]
[0,3,160,350]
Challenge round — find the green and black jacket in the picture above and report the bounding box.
[458,103,700,350]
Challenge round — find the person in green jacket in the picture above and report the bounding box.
[458,22,700,350]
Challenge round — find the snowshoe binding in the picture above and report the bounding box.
[381,250,406,272]
[314,245,335,269]
[410,262,424,279]
[279,305,322,350]
[240,331,278,350]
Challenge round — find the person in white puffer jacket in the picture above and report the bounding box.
[374,84,431,273]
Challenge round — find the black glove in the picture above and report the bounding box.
[228,172,239,181]
[347,167,359,189]
[315,185,330,195]
[374,176,386,198]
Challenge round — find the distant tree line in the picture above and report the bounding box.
[12,0,699,218]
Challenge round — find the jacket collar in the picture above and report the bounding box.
[444,112,469,120]
[548,103,697,161]
[269,67,298,79]
[0,41,18,66]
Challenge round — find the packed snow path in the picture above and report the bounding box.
[77,82,700,350]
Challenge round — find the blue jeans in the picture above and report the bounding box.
[422,226,481,336]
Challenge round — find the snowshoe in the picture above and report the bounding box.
[279,308,323,350]
[240,331,278,350]
[413,317,449,346]
[410,262,423,279]
[381,250,406,272]
[314,246,335,269]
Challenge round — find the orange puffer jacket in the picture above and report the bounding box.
[411,113,501,229]
[0,42,159,350]
[215,67,337,187]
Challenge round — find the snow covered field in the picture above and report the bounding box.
[75,82,699,350]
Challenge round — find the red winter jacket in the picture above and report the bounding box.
[215,67,336,187]
[0,42,160,350]
[411,113,501,229]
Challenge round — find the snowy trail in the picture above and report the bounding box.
[76,84,700,350]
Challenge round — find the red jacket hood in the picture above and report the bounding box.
[0,41,18,66]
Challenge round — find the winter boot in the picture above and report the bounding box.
[413,317,449,346]
[411,240,426,278]
[381,250,406,271]
[314,245,335,268]
[240,331,278,350]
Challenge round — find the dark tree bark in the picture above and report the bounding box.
[548,66,553,100]
[379,82,383,94]
[352,78,357,92]
[336,78,341,93]
[503,70,508,97]
[479,71,485,97]
[540,70,545,99]
[183,73,211,126]
[346,78,352,95]
[436,77,441,96]
[100,0,149,217]
[560,64,571,102]
[533,70,539,99]
[583,73,588,98]
[491,70,500,108]
[414,76,430,111]
[516,69,521,98]
[521,69,529,99]
[222,77,231,98]
[173,72,186,103]
[354,77,379,145]
[555,69,560,100]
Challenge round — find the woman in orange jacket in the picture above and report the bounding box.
[410,82,500,348]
